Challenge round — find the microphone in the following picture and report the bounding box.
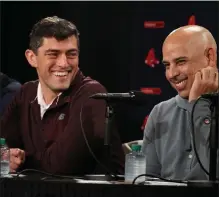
[89,91,155,104]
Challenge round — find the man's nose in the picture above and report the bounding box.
[168,66,180,78]
[57,54,68,67]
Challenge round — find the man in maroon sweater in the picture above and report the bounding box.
[1,16,124,175]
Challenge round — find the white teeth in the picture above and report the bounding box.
[53,72,68,77]
[175,80,186,88]
[177,81,185,85]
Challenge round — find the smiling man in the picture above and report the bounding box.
[142,25,218,180]
[1,16,124,175]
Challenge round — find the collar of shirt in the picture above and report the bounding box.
[37,83,62,118]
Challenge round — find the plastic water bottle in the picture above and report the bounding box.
[125,144,146,183]
[0,138,10,176]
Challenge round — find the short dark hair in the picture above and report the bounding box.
[29,16,80,54]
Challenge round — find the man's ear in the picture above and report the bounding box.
[25,49,38,68]
[205,47,216,67]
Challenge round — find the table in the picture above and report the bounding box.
[1,176,219,197]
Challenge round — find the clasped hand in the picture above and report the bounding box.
[10,148,25,172]
[189,66,218,102]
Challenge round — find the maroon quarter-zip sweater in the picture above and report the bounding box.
[1,71,124,175]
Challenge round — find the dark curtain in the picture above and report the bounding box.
[1,1,218,142]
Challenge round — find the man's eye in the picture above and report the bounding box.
[165,66,170,70]
[67,53,78,59]
[47,53,57,56]
[163,64,169,70]
[177,60,186,65]
[68,52,78,56]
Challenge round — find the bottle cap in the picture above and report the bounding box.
[131,144,141,151]
[0,138,6,145]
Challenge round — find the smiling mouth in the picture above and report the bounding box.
[175,79,187,90]
[52,71,70,77]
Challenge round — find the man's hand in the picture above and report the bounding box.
[10,148,25,172]
[189,66,218,102]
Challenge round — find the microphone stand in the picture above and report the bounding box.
[84,101,122,181]
[102,102,115,180]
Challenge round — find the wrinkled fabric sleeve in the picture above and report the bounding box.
[142,105,161,177]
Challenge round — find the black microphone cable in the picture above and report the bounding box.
[15,169,80,180]
[132,173,187,185]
